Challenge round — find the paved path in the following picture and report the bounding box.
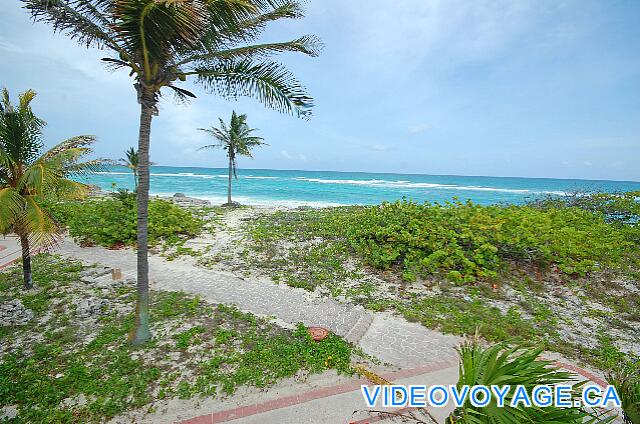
[176,359,615,424]
[58,238,461,368]
[179,361,460,424]
[0,236,21,270]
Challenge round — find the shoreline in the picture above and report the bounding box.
[91,186,348,209]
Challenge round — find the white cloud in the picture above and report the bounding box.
[280,150,308,161]
[326,0,544,73]
[408,124,430,134]
[583,161,592,166]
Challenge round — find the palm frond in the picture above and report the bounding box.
[23,0,119,50]
[167,84,198,102]
[451,340,616,423]
[181,35,321,65]
[0,88,45,167]
[214,0,304,43]
[112,0,208,74]
[194,59,313,118]
[21,195,62,250]
[0,187,24,234]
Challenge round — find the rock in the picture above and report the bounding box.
[167,193,211,206]
[80,266,111,282]
[75,297,110,318]
[0,300,34,326]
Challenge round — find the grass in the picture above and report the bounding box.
[0,255,358,423]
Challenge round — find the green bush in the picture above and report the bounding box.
[530,190,640,226]
[250,196,639,285]
[347,199,638,282]
[47,193,203,248]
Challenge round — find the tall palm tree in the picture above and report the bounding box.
[0,88,100,289]
[119,147,139,190]
[24,0,320,344]
[199,111,266,205]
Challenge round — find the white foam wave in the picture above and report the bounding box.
[292,177,389,185]
[96,171,130,175]
[291,176,566,195]
[244,176,278,180]
[97,171,219,179]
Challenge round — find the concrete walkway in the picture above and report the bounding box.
[58,238,461,368]
[179,362,460,424]
[0,236,21,270]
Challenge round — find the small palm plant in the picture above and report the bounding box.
[199,111,266,206]
[607,365,640,424]
[0,88,100,289]
[448,340,614,423]
[119,147,139,190]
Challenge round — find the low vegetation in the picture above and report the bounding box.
[45,192,205,250]
[0,255,358,423]
[240,193,640,371]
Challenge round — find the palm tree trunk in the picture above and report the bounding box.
[227,154,233,204]
[130,86,154,345]
[19,233,33,290]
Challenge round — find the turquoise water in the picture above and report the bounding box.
[83,166,640,207]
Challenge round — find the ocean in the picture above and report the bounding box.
[83,166,640,207]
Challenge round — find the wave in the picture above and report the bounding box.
[292,177,391,185]
[94,172,567,197]
[244,176,278,180]
[97,171,221,179]
[290,176,565,195]
[95,171,130,175]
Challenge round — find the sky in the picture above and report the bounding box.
[1,1,639,181]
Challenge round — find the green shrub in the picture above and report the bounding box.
[346,199,637,282]
[530,190,640,226]
[47,193,203,248]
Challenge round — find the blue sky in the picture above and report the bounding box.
[1,1,639,181]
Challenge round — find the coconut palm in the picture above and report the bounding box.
[0,88,99,289]
[119,147,139,190]
[24,0,320,344]
[199,111,266,205]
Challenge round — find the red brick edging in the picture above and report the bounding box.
[178,358,609,424]
[178,358,459,423]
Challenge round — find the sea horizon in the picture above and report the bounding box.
[82,165,640,207]
[137,165,640,184]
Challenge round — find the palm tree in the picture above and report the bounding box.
[24,0,320,344]
[0,88,99,289]
[199,111,266,205]
[119,147,139,190]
